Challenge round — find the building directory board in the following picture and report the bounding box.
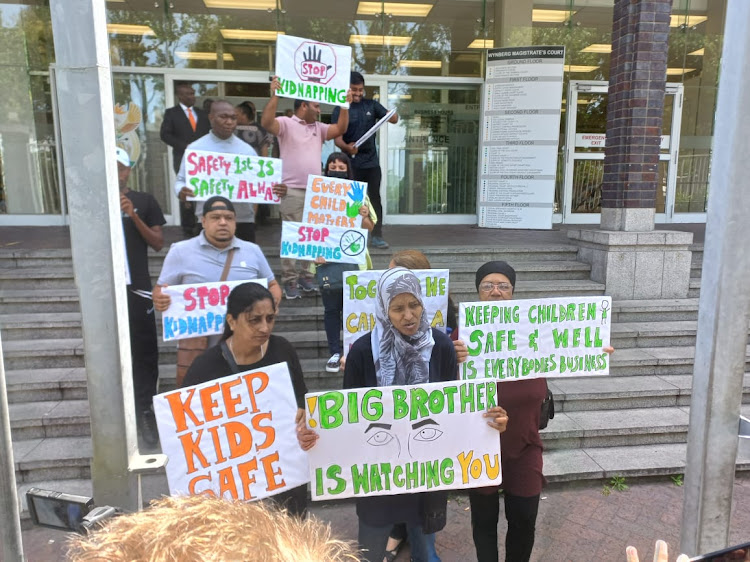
[477,46,565,229]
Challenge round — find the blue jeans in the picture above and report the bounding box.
[425,532,442,562]
[321,288,344,355]
[359,520,428,562]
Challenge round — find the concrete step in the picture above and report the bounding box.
[550,373,750,412]
[9,400,90,440]
[0,260,594,291]
[610,299,700,323]
[545,441,750,482]
[12,436,91,484]
[0,289,80,314]
[4,368,87,403]
[610,320,750,349]
[688,278,701,298]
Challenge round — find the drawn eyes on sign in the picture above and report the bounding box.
[412,427,443,443]
[366,431,395,447]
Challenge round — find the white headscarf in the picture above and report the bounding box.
[371,267,435,386]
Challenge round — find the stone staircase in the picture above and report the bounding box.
[2,241,749,518]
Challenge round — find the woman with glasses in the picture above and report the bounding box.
[454,261,612,562]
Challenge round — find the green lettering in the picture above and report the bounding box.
[319,392,344,428]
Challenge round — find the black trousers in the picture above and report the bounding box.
[127,290,160,413]
[354,166,383,237]
[469,490,540,562]
[235,222,256,243]
[179,200,197,236]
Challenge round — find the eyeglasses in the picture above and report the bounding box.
[479,282,513,293]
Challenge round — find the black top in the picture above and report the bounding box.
[182,335,308,408]
[122,190,165,290]
[343,328,457,527]
[160,105,211,172]
[331,98,389,170]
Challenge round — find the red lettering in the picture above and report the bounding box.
[208,287,220,307]
[196,285,209,309]
[237,180,249,199]
[183,287,196,312]
[186,152,199,176]
[220,283,231,306]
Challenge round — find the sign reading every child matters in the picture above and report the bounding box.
[185,149,283,204]
[154,362,309,502]
[303,175,367,229]
[280,222,368,265]
[305,380,502,500]
[275,35,352,109]
[458,296,612,381]
[343,270,449,354]
[161,279,268,342]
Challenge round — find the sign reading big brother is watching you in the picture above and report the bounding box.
[275,35,353,109]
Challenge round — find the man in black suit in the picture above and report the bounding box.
[160,82,210,236]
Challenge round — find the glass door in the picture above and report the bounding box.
[562,80,683,224]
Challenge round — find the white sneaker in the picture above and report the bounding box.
[326,353,341,373]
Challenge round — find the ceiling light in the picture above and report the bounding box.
[565,65,598,73]
[176,51,235,61]
[581,43,611,53]
[669,14,708,27]
[666,67,696,75]
[204,0,276,10]
[357,2,433,17]
[688,48,705,56]
[349,34,412,46]
[388,94,412,100]
[220,29,284,40]
[532,9,575,23]
[398,60,441,68]
[468,39,494,49]
[107,24,155,36]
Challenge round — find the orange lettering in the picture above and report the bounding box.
[222,378,248,419]
[217,466,239,500]
[251,412,275,451]
[225,420,254,459]
[260,451,286,492]
[207,425,228,464]
[188,474,214,496]
[165,388,202,432]
[241,371,269,413]
[179,429,210,474]
[311,177,322,193]
[200,383,221,422]
[237,458,258,500]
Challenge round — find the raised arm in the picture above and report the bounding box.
[325,90,353,140]
[260,77,282,136]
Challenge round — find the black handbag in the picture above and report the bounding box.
[315,262,358,291]
[539,383,555,430]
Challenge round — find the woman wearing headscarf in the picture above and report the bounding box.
[298,267,508,562]
[453,261,613,562]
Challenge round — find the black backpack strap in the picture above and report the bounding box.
[220,340,240,374]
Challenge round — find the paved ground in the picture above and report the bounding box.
[20,475,750,561]
[0,222,706,251]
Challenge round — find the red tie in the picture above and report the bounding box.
[187,107,196,132]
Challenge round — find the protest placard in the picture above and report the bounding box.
[161,279,267,342]
[275,35,352,108]
[305,380,502,500]
[280,221,368,265]
[153,362,309,501]
[184,149,283,204]
[303,175,367,229]
[342,269,449,354]
[458,295,612,381]
[354,108,397,148]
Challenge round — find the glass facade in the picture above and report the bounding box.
[0,0,725,222]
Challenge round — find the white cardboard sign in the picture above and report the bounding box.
[458,295,612,381]
[280,221,368,265]
[275,35,352,108]
[162,279,267,342]
[153,362,309,501]
[302,175,366,229]
[305,380,502,500]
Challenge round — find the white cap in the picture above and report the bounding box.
[116,147,131,167]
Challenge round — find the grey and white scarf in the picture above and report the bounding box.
[371,267,435,386]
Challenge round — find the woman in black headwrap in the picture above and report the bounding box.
[299,267,508,562]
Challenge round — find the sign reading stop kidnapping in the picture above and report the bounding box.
[161,279,268,341]
[458,295,612,380]
[154,362,309,501]
[275,35,352,108]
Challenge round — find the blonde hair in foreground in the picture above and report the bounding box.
[67,495,361,562]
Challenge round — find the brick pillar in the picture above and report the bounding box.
[601,0,671,231]
[568,0,694,300]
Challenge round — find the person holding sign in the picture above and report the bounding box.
[175,100,285,243]
[332,72,398,250]
[314,152,377,374]
[153,197,282,384]
[298,267,509,562]
[182,282,309,516]
[261,77,352,300]
[453,262,613,562]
